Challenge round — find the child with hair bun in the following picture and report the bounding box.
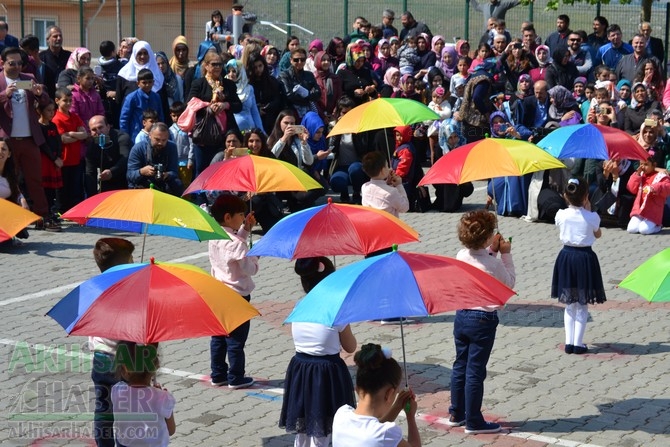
[332,343,420,447]
[552,177,606,355]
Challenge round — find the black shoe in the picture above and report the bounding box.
[351,193,362,205]
[339,192,350,203]
[573,345,588,355]
[465,422,501,434]
[564,344,574,354]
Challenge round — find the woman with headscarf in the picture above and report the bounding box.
[545,47,579,91]
[183,40,219,98]
[301,111,332,184]
[389,36,401,58]
[506,73,533,125]
[392,74,421,102]
[459,58,496,143]
[623,82,662,134]
[437,45,458,83]
[375,39,398,77]
[432,120,474,212]
[225,59,264,134]
[379,66,400,98]
[247,52,285,134]
[305,39,323,74]
[261,45,281,78]
[313,51,342,123]
[414,34,436,80]
[169,36,190,78]
[431,35,445,62]
[57,47,92,89]
[326,37,346,69]
[155,51,183,107]
[116,41,166,114]
[546,85,582,128]
[487,111,532,216]
[529,45,551,83]
[362,42,382,78]
[337,43,377,106]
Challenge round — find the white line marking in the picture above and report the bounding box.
[0,252,209,307]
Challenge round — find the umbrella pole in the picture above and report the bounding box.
[384,129,392,166]
[399,318,409,389]
[140,226,148,262]
[248,197,253,248]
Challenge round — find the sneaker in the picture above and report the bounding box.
[446,415,465,427]
[228,377,254,389]
[210,379,228,387]
[44,220,62,232]
[464,422,501,434]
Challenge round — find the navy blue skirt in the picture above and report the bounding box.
[551,245,607,305]
[279,352,355,438]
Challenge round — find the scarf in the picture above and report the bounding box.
[384,67,401,93]
[169,36,189,77]
[516,74,532,98]
[156,51,178,100]
[226,59,251,103]
[535,45,552,68]
[431,35,445,56]
[345,43,365,68]
[117,40,164,91]
[65,48,90,70]
[438,45,458,78]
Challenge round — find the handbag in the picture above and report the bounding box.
[177,97,209,133]
[192,108,224,147]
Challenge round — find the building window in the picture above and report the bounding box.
[33,19,57,47]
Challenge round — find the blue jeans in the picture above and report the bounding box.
[330,162,368,195]
[91,352,119,447]
[210,295,251,384]
[449,310,499,428]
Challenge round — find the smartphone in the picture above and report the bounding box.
[498,124,508,132]
[293,125,306,135]
[15,80,32,90]
[232,147,249,157]
[644,118,657,127]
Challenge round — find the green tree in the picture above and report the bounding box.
[522,0,656,22]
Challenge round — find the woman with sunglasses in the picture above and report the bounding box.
[279,48,322,120]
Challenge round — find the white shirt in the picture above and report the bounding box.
[292,322,346,356]
[332,405,403,447]
[361,179,409,217]
[111,382,175,447]
[456,247,516,311]
[555,206,600,247]
[208,225,259,296]
[6,76,31,137]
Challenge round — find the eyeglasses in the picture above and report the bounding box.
[568,38,580,42]
[292,58,306,63]
[5,61,23,67]
[209,62,223,67]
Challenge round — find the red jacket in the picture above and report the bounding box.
[627,171,670,225]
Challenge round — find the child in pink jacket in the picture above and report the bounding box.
[626,150,670,235]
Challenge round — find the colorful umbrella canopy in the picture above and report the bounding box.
[248,197,419,259]
[327,98,440,137]
[537,124,650,161]
[618,248,670,302]
[46,258,261,344]
[0,199,41,242]
[184,154,323,195]
[285,249,516,326]
[61,188,229,242]
[418,138,566,186]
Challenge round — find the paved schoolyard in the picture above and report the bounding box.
[1,184,669,446]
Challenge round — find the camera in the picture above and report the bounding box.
[154,163,164,179]
[513,42,523,49]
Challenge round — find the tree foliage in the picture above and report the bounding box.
[520,0,655,22]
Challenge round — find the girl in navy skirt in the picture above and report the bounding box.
[552,177,607,355]
[279,257,357,447]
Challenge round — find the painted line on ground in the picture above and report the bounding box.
[0,252,209,307]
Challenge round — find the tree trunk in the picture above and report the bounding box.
[641,0,652,23]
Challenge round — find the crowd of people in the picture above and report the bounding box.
[1,4,670,445]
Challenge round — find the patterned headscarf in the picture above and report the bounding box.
[345,43,365,68]
[65,48,91,70]
[155,51,178,100]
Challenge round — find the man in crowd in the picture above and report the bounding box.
[518,80,551,139]
[521,23,540,54]
[616,34,657,83]
[545,14,571,53]
[127,122,183,195]
[0,21,19,53]
[597,24,633,70]
[85,115,131,196]
[39,26,71,80]
[638,21,664,66]
[378,9,398,39]
[343,16,369,45]
[587,16,609,54]
[399,11,432,41]
[567,32,592,78]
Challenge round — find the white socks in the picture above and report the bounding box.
[565,303,588,347]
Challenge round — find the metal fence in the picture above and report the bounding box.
[3,0,668,63]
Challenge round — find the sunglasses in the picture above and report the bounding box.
[292,58,306,62]
[209,62,223,67]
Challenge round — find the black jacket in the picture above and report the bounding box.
[85,128,131,195]
[187,77,243,140]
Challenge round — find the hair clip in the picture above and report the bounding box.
[317,262,325,273]
[381,347,392,359]
[567,178,580,185]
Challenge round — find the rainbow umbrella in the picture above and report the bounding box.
[537,124,650,161]
[184,154,323,195]
[618,248,670,302]
[47,258,260,344]
[248,197,419,259]
[0,199,41,242]
[285,246,516,385]
[419,138,566,185]
[327,98,439,137]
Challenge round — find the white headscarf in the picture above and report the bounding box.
[117,40,164,92]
